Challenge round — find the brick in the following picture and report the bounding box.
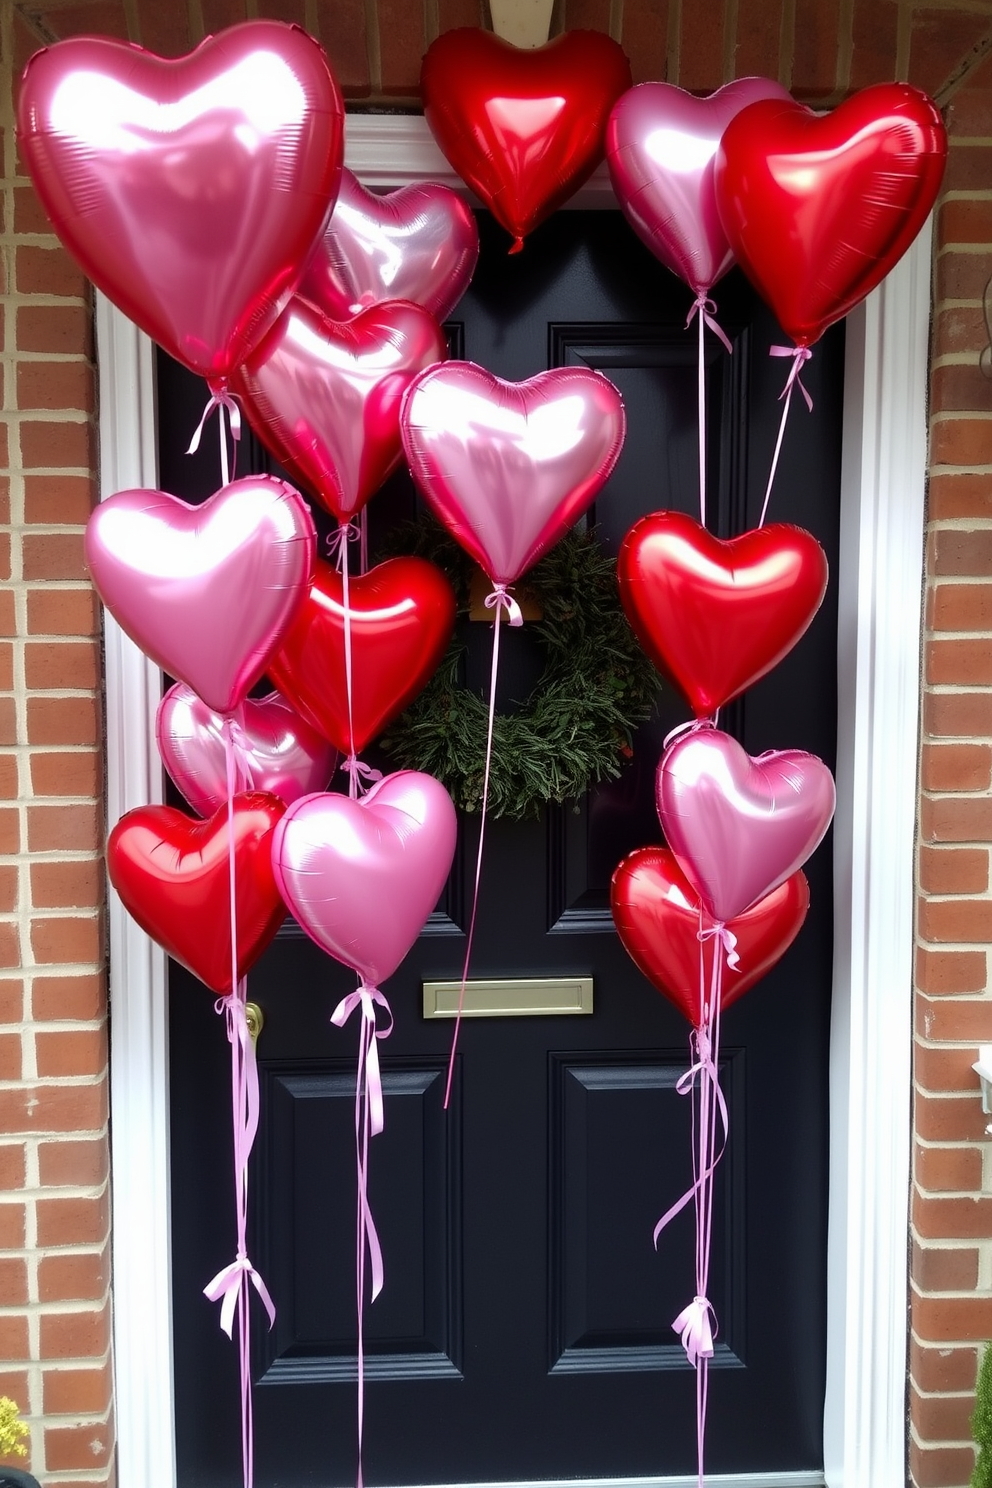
[918,997,992,1043]
[916,1091,988,1143]
[27,803,100,852]
[43,1363,113,1416]
[0,1259,28,1308]
[17,360,94,414]
[0,645,12,692]
[38,1138,108,1189]
[36,1192,109,1249]
[622,0,669,83]
[0,1080,107,1136]
[31,860,102,911]
[16,304,92,357]
[916,1143,983,1192]
[912,1240,979,1292]
[678,0,725,91]
[0,1205,25,1248]
[39,1303,110,1361]
[23,475,95,526]
[921,796,992,844]
[19,419,94,472]
[26,587,99,638]
[0,1035,22,1083]
[913,1289,992,1341]
[916,1041,985,1093]
[927,639,992,687]
[0,757,17,799]
[0,811,19,855]
[913,1190,992,1240]
[912,1337,979,1394]
[567,0,612,30]
[13,182,53,235]
[925,690,992,738]
[0,593,14,638]
[26,697,100,747]
[791,0,839,98]
[732,0,780,80]
[0,1374,30,1412]
[0,1316,29,1359]
[919,899,992,942]
[922,743,991,792]
[850,0,899,90]
[931,417,992,468]
[45,1422,113,1471]
[32,975,106,1023]
[0,983,24,1023]
[0,924,21,970]
[932,582,992,632]
[0,699,19,748]
[30,916,101,967]
[31,3,129,42]
[933,530,992,578]
[378,0,423,95]
[200,0,249,33]
[30,751,102,799]
[39,1250,109,1304]
[0,866,18,915]
[0,478,10,524]
[911,1385,976,1444]
[932,361,992,417]
[437,0,482,31]
[134,0,190,54]
[943,144,992,196]
[22,533,87,582]
[910,1440,976,1488]
[936,249,992,305]
[36,1028,107,1079]
[15,244,87,298]
[315,0,369,94]
[24,641,99,692]
[908,9,992,98]
[0,1144,27,1190]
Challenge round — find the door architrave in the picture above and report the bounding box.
[97,114,931,1488]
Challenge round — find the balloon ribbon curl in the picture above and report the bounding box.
[685,294,732,528]
[186,385,242,487]
[202,721,276,1488]
[759,346,813,528]
[443,583,523,1109]
[653,912,735,1488]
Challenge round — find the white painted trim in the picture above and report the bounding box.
[97,115,931,1488]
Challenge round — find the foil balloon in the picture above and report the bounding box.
[656,728,835,923]
[618,512,828,717]
[108,794,287,994]
[17,21,344,382]
[606,78,791,295]
[421,29,632,252]
[85,476,316,716]
[271,771,458,986]
[268,556,456,756]
[714,84,947,347]
[157,683,337,817]
[299,169,480,324]
[233,298,447,523]
[611,846,809,1024]
[401,363,626,585]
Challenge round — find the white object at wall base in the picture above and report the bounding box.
[974,1046,992,1114]
[489,0,554,47]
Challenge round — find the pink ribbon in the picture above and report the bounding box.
[685,294,732,529]
[187,385,242,487]
[332,522,361,799]
[340,755,383,795]
[685,293,733,356]
[331,980,393,1488]
[443,584,523,1111]
[673,1294,717,1368]
[760,345,814,528]
[327,520,361,572]
[663,716,716,752]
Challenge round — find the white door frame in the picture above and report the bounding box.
[97,116,931,1488]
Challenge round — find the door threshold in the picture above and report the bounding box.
[391,1473,824,1488]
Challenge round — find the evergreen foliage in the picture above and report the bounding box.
[973,1344,992,1488]
[0,1397,28,1460]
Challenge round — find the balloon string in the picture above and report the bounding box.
[759,347,814,528]
[331,981,393,1488]
[443,585,523,1111]
[187,385,242,486]
[360,508,369,576]
[685,294,732,529]
[338,523,359,800]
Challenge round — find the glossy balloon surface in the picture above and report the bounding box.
[618,512,828,716]
[234,298,447,522]
[108,794,287,994]
[85,476,316,716]
[17,22,344,380]
[157,684,337,817]
[421,28,632,250]
[401,362,625,585]
[299,169,479,323]
[268,556,456,756]
[607,78,791,294]
[656,729,835,923]
[271,771,458,986]
[714,84,946,346]
[611,846,809,1025]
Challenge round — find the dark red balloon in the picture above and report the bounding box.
[618,512,828,718]
[107,794,287,995]
[713,84,946,347]
[611,846,809,1026]
[268,556,457,756]
[421,29,632,252]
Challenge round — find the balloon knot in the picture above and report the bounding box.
[509,237,525,256]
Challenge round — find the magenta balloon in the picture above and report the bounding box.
[85,476,316,716]
[17,22,343,382]
[299,169,480,323]
[656,728,835,923]
[158,683,337,817]
[401,362,626,585]
[234,297,447,523]
[271,771,458,986]
[606,78,792,295]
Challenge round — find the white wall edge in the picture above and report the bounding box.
[98,114,931,1488]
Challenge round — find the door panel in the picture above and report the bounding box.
[165,208,844,1487]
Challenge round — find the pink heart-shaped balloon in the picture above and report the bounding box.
[298,169,480,324]
[606,78,792,295]
[233,298,447,523]
[271,771,458,986]
[85,476,316,715]
[401,363,626,584]
[17,22,343,382]
[656,728,835,923]
[157,683,338,817]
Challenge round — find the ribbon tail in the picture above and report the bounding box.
[673,1296,715,1367]
[248,1266,277,1330]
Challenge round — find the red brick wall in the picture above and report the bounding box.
[5,0,992,1484]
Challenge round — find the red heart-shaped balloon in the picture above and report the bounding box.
[233,298,447,523]
[714,84,946,347]
[267,557,457,756]
[107,795,287,995]
[421,29,632,252]
[611,846,809,1025]
[618,512,828,717]
[17,22,343,382]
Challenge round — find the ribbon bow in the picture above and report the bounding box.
[187,385,242,486]
[673,1294,717,1367]
[485,584,524,628]
[697,922,740,973]
[204,1252,277,1339]
[770,344,814,413]
[327,520,361,574]
[686,293,733,355]
[662,716,716,754]
[340,755,383,796]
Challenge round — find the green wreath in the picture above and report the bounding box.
[379,518,661,819]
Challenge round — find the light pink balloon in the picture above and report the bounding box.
[401,362,626,585]
[606,79,792,295]
[299,169,480,324]
[656,728,835,923]
[85,476,316,716]
[17,22,344,383]
[271,772,458,987]
[157,683,337,818]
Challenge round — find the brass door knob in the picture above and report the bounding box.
[245,1003,264,1046]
